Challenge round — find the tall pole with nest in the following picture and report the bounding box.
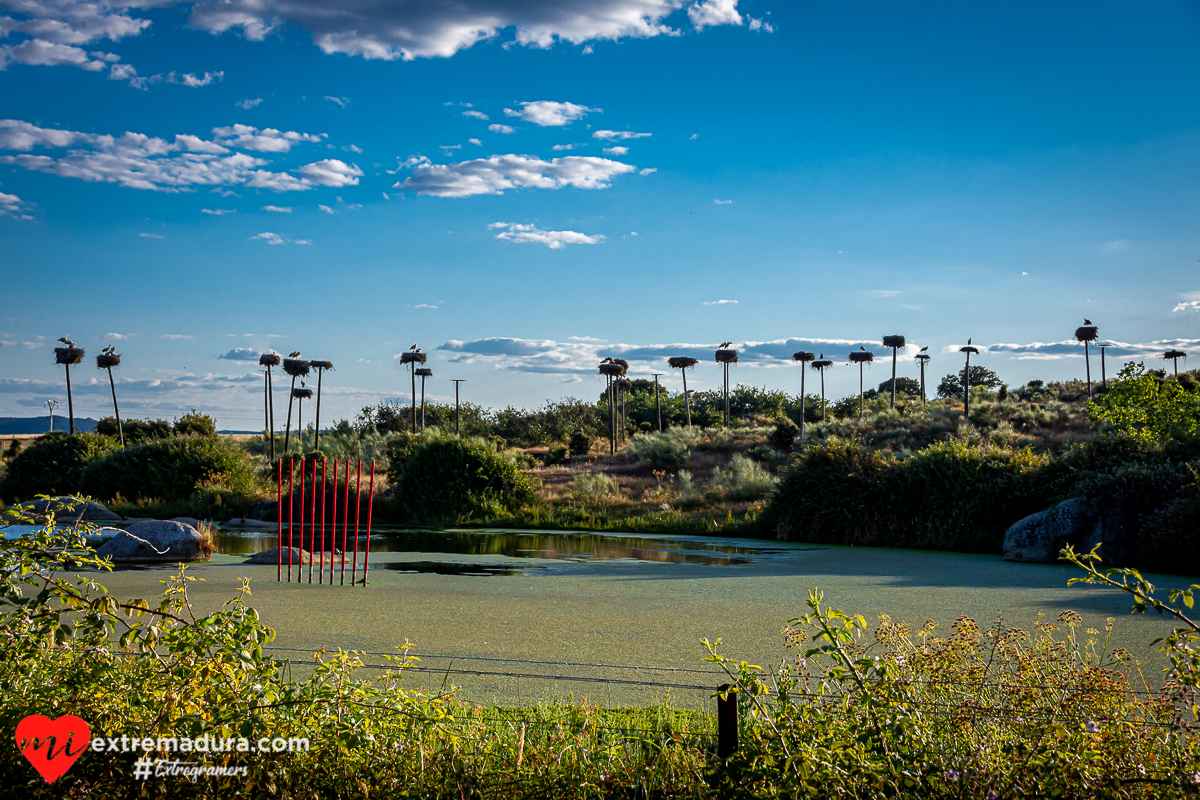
[452,379,465,436]
[415,368,433,429]
[54,339,84,434]
[1099,343,1109,390]
[651,373,663,432]
[812,355,833,422]
[293,386,313,451]
[881,335,906,409]
[282,355,311,454]
[1074,322,1099,399]
[715,345,739,428]
[668,357,698,427]
[259,353,280,460]
[1163,349,1187,377]
[616,378,632,443]
[399,349,427,433]
[598,359,625,454]
[916,352,930,405]
[792,351,814,445]
[309,360,333,453]
[849,349,875,419]
[960,342,980,419]
[96,348,124,447]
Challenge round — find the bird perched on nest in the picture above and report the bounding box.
[920,346,929,352]
[1084,318,1093,325]
[967,338,972,345]
[102,345,116,355]
[409,344,419,351]
[819,353,824,359]
[288,351,301,358]
[600,357,613,363]
[58,337,75,347]
[719,342,732,349]
[859,345,866,351]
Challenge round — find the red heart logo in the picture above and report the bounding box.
[16,714,91,784]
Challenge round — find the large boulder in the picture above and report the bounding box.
[95,520,209,562]
[246,546,310,565]
[1003,497,1098,562]
[6,496,121,523]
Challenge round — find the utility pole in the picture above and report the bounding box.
[651,373,663,432]
[452,380,466,436]
[44,399,58,432]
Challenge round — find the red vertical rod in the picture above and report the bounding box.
[309,458,317,583]
[362,460,375,587]
[276,459,282,582]
[329,457,338,584]
[341,459,350,586]
[287,458,295,582]
[319,459,327,585]
[351,460,362,584]
[299,459,307,582]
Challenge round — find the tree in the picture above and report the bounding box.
[877,377,921,397]
[937,366,1003,398]
[1088,361,1200,441]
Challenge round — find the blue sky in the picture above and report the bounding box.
[1,0,1198,428]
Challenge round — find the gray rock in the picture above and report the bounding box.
[95,520,209,562]
[245,546,310,565]
[1003,497,1099,562]
[171,516,202,528]
[8,496,121,523]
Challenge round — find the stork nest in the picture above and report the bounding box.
[54,347,84,365]
[283,358,311,377]
[615,378,633,390]
[715,349,739,364]
[599,362,625,376]
[793,351,815,362]
[960,346,980,355]
[292,388,314,399]
[399,352,427,365]
[414,368,433,377]
[1074,326,1099,343]
[915,353,931,362]
[668,357,698,370]
[613,358,629,370]
[259,353,281,367]
[849,351,875,364]
[882,335,906,349]
[95,353,121,369]
[1163,349,1188,360]
[812,360,833,369]
[309,360,334,370]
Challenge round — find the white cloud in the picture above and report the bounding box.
[1174,292,1200,313]
[415,303,439,309]
[968,338,1200,361]
[551,143,581,151]
[261,205,292,212]
[593,129,650,141]
[101,332,135,340]
[504,101,598,126]
[689,133,698,139]
[139,232,164,238]
[490,221,605,249]
[602,145,628,155]
[218,347,260,361]
[212,124,324,153]
[185,0,744,61]
[638,167,656,175]
[871,289,901,297]
[325,95,349,107]
[747,17,773,32]
[468,138,482,145]
[0,38,113,71]
[398,153,637,197]
[318,204,334,214]
[0,2,150,46]
[160,334,193,339]
[439,144,462,151]
[0,190,34,220]
[1104,238,1130,249]
[158,70,224,87]
[201,208,236,215]
[688,0,741,29]
[713,198,731,204]
[236,97,263,109]
[0,340,42,348]
[298,158,362,187]
[462,110,489,120]
[488,123,516,134]
[250,232,287,245]
[703,299,737,305]
[294,238,312,245]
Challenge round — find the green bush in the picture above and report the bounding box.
[546,444,570,465]
[1089,361,1200,441]
[96,416,172,443]
[628,427,701,471]
[397,438,539,525]
[708,454,776,501]
[936,365,1003,397]
[568,473,620,505]
[767,418,798,450]
[173,408,218,437]
[79,435,259,504]
[0,432,118,501]
[568,430,592,456]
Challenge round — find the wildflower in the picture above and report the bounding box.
[1085,720,1100,734]
[986,792,999,800]
[945,770,960,781]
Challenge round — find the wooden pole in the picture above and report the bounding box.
[314,368,324,452]
[420,374,426,430]
[64,363,75,434]
[799,366,806,446]
[1100,346,1107,390]
[284,375,296,453]
[682,369,692,427]
[652,374,663,432]
[452,380,465,436]
[819,367,826,423]
[267,366,276,461]
[411,363,417,433]
[890,347,898,409]
[106,366,124,447]
[964,351,972,419]
[1084,341,1092,400]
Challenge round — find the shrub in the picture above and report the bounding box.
[384,428,451,486]
[79,435,260,504]
[397,438,539,524]
[568,430,592,456]
[628,427,701,471]
[877,376,922,396]
[568,473,620,504]
[1089,361,1200,441]
[0,432,118,501]
[767,418,798,450]
[545,444,569,465]
[708,454,776,501]
[96,416,172,443]
[936,365,1003,397]
[173,408,218,437]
